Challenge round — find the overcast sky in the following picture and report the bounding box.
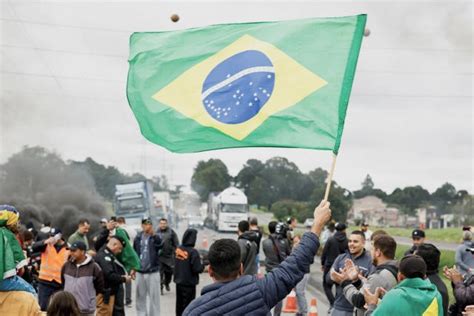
[1,0,472,194]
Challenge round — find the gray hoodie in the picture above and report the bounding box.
[238,231,258,275]
[455,241,474,276]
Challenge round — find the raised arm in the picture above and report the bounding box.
[256,200,331,308]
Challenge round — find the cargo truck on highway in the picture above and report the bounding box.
[114,180,157,231]
[206,187,248,232]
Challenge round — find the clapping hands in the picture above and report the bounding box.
[330,259,361,284]
[443,266,463,283]
[363,287,387,306]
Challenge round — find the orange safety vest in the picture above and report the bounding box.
[39,244,69,284]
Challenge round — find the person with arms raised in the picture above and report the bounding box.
[183,200,331,315]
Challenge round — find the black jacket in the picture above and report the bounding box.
[133,232,163,273]
[174,229,204,286]
[157,227,179,267]
[95,247,126,295]
[427,273,448,316]
[321,231,348,269]
[250,227,263,254]
[404,244,418,256]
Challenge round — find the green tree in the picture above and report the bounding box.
[353,174,387,200]
[191,159,231,201]
[235,159,266,206]
[71,157,123,200]
[261,157,304,207]
[236,157,313,208]
[246,176,272,208]
[362,174,374,190]
[431,182,457,211]
[270,200,311,223]
[309,182,352,222]
[387,186,431,214]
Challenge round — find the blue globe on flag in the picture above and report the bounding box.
[201,50,275,124]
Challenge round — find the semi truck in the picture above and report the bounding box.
[206,187,248,232]
[114,180,157,230]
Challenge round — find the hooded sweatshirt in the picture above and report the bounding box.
[321,231,348,270]
[238,231,258,275]
[366,277,443,316]
[61,254,104,314]
[342,260,398,315]
[174,229,204,286]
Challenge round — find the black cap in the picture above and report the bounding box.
[399,255,426,279]
[412,229,425,238]
[361,222,369,227]
[110,235,127,247]
[462,226,471,231]
[335,222,347,231]
[70,241,87,251]
[142,217,152,225]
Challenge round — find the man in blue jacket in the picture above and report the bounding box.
[183,200,331,316]
[133,217,163,316]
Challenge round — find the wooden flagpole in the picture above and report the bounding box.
[323,153,338,201]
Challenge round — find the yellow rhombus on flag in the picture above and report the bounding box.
[127,14,367,153]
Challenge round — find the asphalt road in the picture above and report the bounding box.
[125,218,330,315]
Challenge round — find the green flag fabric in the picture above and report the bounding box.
[127,15,366,153]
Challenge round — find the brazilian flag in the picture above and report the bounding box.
[127,14,366,153]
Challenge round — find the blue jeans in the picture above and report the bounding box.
[38,281,61,311]
[295,273,310,314]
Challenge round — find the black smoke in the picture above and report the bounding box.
[0,146,107,238]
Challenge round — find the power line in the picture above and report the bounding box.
[0,17,132,34]
[5,1,65,93]
[1,44,125,59]
[1,17,471,53]
[1,71,125,83]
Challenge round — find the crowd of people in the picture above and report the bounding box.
[1,201,473,316]
[319,221,474,316]
[0,204,185,316]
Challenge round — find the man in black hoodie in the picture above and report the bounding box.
[157,218,179,293]
[415,243,449,316]
[174,229,204,316]
[237,220,258,275]
[320,222,348,309]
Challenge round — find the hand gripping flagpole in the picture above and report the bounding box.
[323,153,338,201]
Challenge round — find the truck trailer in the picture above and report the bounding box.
[206,187,248,232]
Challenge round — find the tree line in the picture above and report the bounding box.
[0,146,169,202]
[191,158,472,224]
